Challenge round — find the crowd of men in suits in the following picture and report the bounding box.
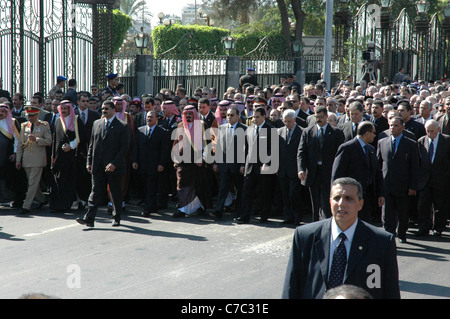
[0,72,449,239]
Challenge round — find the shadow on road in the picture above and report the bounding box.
[400,280,450,298]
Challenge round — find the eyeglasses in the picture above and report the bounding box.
[101,107,112,111]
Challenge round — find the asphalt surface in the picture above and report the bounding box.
[0,199,449,299]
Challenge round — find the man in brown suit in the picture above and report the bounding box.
[16,106,52,214]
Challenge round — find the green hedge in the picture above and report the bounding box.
[152,24,289,58]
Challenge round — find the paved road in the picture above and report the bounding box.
[0,201,449,299]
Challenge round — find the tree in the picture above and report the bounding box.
[119,0,152,24]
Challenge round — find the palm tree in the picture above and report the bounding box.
[119,0,152,25]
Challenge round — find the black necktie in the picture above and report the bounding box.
[287,128,292,143]
[392,138,397,153]
[319,127,325,148]
[429,139,434,162]
[104,121,110,136]
[364,144,371,165]
[329,233,347,289]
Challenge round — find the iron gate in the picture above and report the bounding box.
[0,0,114,102]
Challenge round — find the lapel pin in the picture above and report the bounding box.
[359,246,363,251]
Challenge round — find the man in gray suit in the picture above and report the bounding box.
[76,100,130,227]
[282,177,400,299]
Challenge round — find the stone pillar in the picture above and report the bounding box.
[226,55,240,89]
[295,57,305,95]
[136,54,154,96]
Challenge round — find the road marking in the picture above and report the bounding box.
[23,224,79,237]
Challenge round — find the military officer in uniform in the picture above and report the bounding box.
[48,76,67,100]
[101,73,120,98]
[16,106,52,214]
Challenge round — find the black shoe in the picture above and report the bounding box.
[76,218,94,227]
[141,211,150,217]
[112,220,120,227]
[18,208,30,215]
[415,229,429,237]
[280,219,294,225]
[210,211,223,220]
[172,211,186,218]
[259,217,268,223]
[432,230,442,237]
[10,201,23,208]
[398,235,407,243]
[234,217,249,224]
[196,207,206,216]
[33,201,48,209]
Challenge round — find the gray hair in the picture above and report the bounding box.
[282,109,296,121]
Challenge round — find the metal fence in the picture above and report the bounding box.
[153,55,228,97]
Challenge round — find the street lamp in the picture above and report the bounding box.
[380,0,393,9]
[158,12,165,25]
[198,7,213,26]
[134,26,149,55]
[416,0,430,15]
[292,40,302,57]
[222,32,235,55]
[445,0,450,18]
[414,0,430,81]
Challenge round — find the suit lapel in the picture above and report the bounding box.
[345,220,369,283]
[314,219,332,286]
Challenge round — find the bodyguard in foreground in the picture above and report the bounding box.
[282,177,400,299]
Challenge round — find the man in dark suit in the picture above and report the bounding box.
[397,101,425,141]
[331,121,384,223]
[132,111,168,217]
[377,116,420,243]
[339,101,366,142]
[438,96,450,135]
[416,120,450,237]
[198,98,217,130]
[371,99,389,148]
[75,93,100,209]
[76,100,130,227]
[236,107,277,224]
[277,109,303,225]
[298,105,344,221]
[211,106,247,220]
[282,177,400,299]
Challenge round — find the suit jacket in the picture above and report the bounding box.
[201,111,217,130]
[339,121,361,142]
[377,135,420,196]
[438,114,450,135]
[244,121,275,175]
[215,122,247,174]
[282,218,400,299]
[278,124,302,178]
[331,137,383,197]
[132,125,168,175]
[417,133,450,191]
[297,124,344,187]
[405,118,426,141]
[87,117,130,175]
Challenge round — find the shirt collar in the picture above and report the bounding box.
[317,123,328,132]
[331,217,358,244]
